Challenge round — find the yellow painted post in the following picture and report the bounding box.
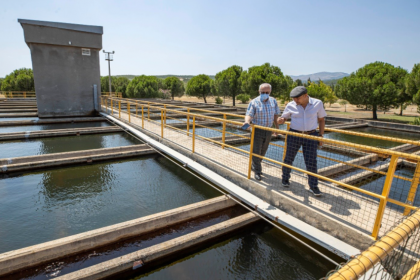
[148,104,150,120]
[128,103,131,122]
[23,92,26,98]
[247,126,256,179]
[118,101,121,118]
[222,114,226,149]
[141,106,144,128]
[404,162,420,215]
[187,108,190,136]
[111,99,114,115]
[282,123,290,161]
[161,109,164,138]
[372,154,399,239]
[192,116,196,153]
[136,104,138,116]
[106,98,108,112]
[11,92,13,98]
[164,104,167,127]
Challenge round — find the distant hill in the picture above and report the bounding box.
[290,72,349,81]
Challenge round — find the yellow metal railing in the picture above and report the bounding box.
[101,96,420,239]
[101,92,122,98]
[0,91,36,99]
[326,209,420,280]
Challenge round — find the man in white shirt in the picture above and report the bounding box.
[277,86,326,196]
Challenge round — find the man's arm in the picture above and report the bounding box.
[273,114,279,129]
[318,118,325,135]
[243,101,254,127]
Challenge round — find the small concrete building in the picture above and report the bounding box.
[18,19,103,118]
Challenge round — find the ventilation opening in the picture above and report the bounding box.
[82,48,91,56]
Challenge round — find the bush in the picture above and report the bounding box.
[215,96,223,104]
[410,117,420,126]
[236,94,250,104]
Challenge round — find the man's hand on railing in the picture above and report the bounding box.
[277,117,286,125]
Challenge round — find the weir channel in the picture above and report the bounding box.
[1,98,420,279]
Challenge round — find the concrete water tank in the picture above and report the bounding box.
[18,19,103,118]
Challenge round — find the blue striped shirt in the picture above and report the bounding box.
[246,96,281,127]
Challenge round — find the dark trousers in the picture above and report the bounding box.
[282,129,319,188]
[252,128,272,174]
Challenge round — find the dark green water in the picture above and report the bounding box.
[234,139,354,170]
[131,223,331,280]
[0,156,220,253]
[325,127,420,148]
[0,121,112,133]
[0,133,140,158]
[355,167,420,212]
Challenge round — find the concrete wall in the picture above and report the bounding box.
[19,20,103,118]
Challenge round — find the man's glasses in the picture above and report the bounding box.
[260,92,270,94]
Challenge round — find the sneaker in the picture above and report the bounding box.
[254,173,262,181]
[309,187,322,197]
[282,180,290,188]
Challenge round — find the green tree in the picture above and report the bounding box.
[126,75,161,98]
[186,74,213,103]
[239,63,288,99]
[407,63,420,113]
[336,62,407,120]
[0,78,3,91]
[101,76,130,97]
[215,65,243,106]
[338,99,349,112]
[1,68,34,91]
[163,76,185,100]
[307,80,337,105]
[295,79,303,86]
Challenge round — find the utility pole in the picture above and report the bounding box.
[103,50,115,95]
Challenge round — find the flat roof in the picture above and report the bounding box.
[18,19,103,34]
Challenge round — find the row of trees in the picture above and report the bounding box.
[336,62,420,119]
[0,68,35,92]
[3,62,420,121]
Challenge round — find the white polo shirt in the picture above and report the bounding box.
[281,96,327,131]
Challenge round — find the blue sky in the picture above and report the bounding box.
[0,0,419,78]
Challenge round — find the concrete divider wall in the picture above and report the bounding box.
[55,212,259,280]
[0,196,236,277]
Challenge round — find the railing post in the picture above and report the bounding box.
[11,92,13,98]
[23,92,26,98]
[247,126,256,179]
[164,104,167,127]
[192,116,196,153]
[161,109,164,138]
[128,103,131,123]
[111,99,114,115]
[222,114,226,149]
[283,122,290,161]
[106,98,108,112]
[136,104,138,116]
[372,154,399,239]
[118,101,121,118]
[404,162,420,215]
[148,104,150,120]
[187,108,190,136]
[141,105,144,128]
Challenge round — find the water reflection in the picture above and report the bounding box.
[0,156,220,253]
[133,224,331,280]
[0,121,112,133]
[0,133,140,158]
